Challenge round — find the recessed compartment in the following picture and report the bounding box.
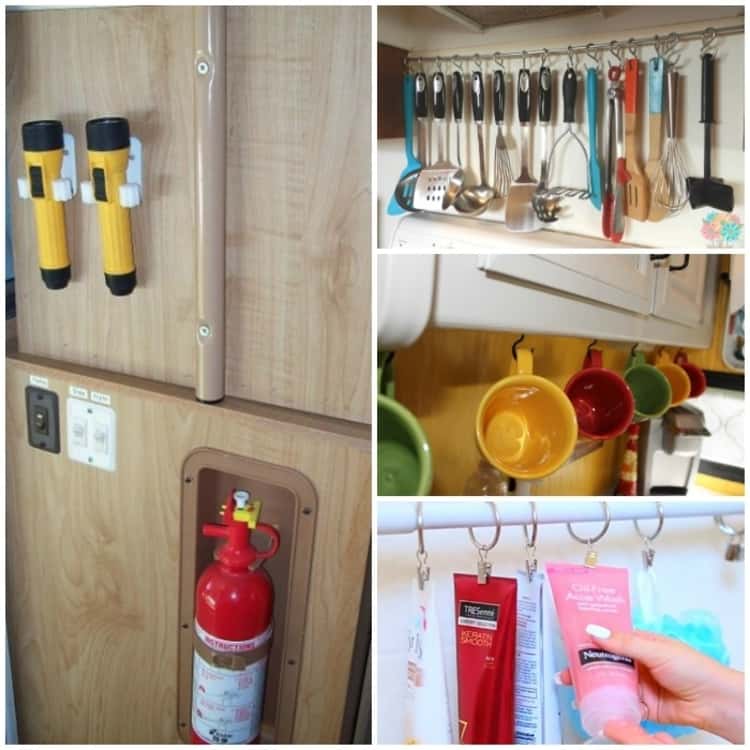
[177,448,318,743]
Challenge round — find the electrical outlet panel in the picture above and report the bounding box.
[26,386,61,453]
[67,398,117,472]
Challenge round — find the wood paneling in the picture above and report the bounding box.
[8,7,371,423]
[394,329,632,496]
[6,353,370,744]
[7,7,196,386]
[378,43,409,139]
[395,310,734,495]
[684,256,740,373]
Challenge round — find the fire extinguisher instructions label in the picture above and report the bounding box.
[192,622,272,743]
[195,620,272,653]
[192,651,268,743]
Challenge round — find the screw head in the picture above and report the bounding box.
[198,324,211,338]
[196,59,210,76]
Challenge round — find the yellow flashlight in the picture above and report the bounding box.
[21,120,72,290]
[84,117,138,296]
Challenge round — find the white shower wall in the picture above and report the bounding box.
[376,504,744,744]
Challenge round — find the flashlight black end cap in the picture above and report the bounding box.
[22,120,64,152]
[40,265,71,290]
[105,270,137,296]
[86,117,130,152]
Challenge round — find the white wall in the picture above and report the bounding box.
[377,502,745,744]
[378,6,744,248]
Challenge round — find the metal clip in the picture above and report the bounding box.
[468,502,502,584]
[522,501,539,582]
[416,502,430,590]
[567,502,611,567]
[633,503,664,570]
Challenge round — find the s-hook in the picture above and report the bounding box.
[522,501,539,581]
[468,502,502,584]
[586,339,599,357]
[567,501,611,567]
[511,333,526,361]
[416,502,430,589]
[633,502,664,569]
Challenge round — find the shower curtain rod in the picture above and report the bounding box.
[404,23,744,65]
[378,501,744,535]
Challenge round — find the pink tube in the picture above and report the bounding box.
[546,563,641,737]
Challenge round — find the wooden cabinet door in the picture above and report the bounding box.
[651,255,708,325]
[6,355,370,744]
[7,7,370,423]
[478,254,655,313]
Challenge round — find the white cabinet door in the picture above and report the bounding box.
[651,254,708,325]
[478,254,655,314]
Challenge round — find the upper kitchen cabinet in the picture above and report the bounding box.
[7,6,370,424]
[478,254,655,314]
[651,254,708,325]
[377,6,745,249]
[379,254,720,350]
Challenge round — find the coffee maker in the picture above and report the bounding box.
[637,405,711,495]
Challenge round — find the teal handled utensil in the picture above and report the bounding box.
[388,74,419,215]
[586,67,603,210]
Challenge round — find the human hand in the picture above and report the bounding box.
[556,626,744,744]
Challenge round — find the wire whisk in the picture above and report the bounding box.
[653,70,689,211]
[494,139,514,198]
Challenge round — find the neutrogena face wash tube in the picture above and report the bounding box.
[454,573,517,744]
[545,563,640,737]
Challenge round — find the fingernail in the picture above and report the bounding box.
[553,671,564,685]
[586,624,612,639]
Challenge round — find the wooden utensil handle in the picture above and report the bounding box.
[624,58,639,115]
[647,113,662,160]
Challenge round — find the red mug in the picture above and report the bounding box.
[565,349,635,440]
[675,350,707,398]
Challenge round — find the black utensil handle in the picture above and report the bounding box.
[493,70,505,124]
[700,53,714,124]
[452,71,464,122]
[563,68,577,123]
[471,72,484,122]
[518,68,531,124]
[538,66,552,123]
[432,72,446,119]
[414,73,428,118]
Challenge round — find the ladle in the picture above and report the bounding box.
[454,71,495,215]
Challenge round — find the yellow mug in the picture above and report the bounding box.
[475,348,578,480]
[654,349,691,406]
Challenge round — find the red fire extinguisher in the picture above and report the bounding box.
[191,490,280,744]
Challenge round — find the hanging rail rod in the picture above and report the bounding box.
[378,501,744,535]
[404,23,744,65]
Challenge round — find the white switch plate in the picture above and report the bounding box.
[67,398,116,472]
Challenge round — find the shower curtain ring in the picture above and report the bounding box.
[633,502,664,543]
[634,502,664,568]
[468,502,501,583]
[567,501,610,566]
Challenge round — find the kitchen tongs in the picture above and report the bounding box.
[602,65,628,243]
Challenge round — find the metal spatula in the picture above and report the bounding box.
[505,67,541,232]
[413,71,465,211]
[687,53,734,211]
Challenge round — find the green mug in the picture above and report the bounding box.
[623,351,672,421]
[377,353,432,496]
